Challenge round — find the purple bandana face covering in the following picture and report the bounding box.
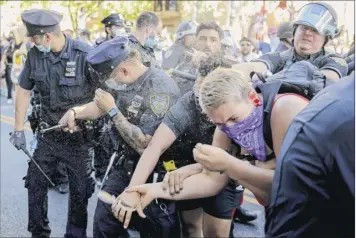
[220,103,267,161]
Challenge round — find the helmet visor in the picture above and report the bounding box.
[295,4,337,38]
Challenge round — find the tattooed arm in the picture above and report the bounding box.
[111,111,152,154]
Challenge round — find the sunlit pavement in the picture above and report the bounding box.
[0,94,265,237]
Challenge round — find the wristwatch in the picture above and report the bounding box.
[108,107,119,119]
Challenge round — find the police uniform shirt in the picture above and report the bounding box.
[265,73,355,238]
[162,91,215,162]
[253,47,348,78]
[128,34,160,69]
[162,42,192,70]
[19,36,95,125]
[113,67,180,158]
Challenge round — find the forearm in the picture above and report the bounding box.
[321,69,340,82]
[155,171,228,200]
[225,157,274,206]
[129,145,163,186]
[15,87,31,130]
[73,102,105,120]
[112,111,150,154]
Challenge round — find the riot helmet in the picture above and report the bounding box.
[176,21,198,41]
[293,2,339,39]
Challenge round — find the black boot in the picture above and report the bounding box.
[233,206,257,223]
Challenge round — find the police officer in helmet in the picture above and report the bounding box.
[59,36,181,238]
[233,2,348,83]
[275,22,293,52]
[9,9,96,238]
[162,21,198,70]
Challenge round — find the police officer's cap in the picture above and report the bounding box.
[21,9,63,36]
[87,36,130,75]
[101,13,125,27]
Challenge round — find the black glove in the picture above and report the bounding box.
[9,131,26,150]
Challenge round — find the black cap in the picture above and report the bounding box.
[21,9,63,36]
[87,36,130,75]
[101,13,125,27]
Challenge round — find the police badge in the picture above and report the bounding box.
[150,94,170,117]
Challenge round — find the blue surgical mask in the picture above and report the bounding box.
[35,38,51,53]
[105,77,127,91]
[144,35,158,49]
[113,29,127,38]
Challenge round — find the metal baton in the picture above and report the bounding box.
[39,124,67,133]
[22,148,55,187]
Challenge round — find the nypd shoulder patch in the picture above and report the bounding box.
[150,94,170,117]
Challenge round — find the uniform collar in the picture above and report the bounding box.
[129,34,153,52]
[42,34,70,62]
[292,47,324,62]
[126,67,153,91]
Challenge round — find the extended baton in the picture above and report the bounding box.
[39,124,67,133]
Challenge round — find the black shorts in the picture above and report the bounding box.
[176,179,238,219]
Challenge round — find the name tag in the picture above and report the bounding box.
[65,61,76,77]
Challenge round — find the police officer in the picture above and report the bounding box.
[9,9,96,238]
[95,13,126,46]
[266,73,355,238]
[59,36,181,238]
[91,12,162,186]
[233,2,348,82]
[275,22,293,52]
[162,21,198,70]
[128,11,161,69]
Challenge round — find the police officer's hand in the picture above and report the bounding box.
[9,131,26,150]
[193,143,234,173]
[125,183,162,217]
[59,109,80,133]
[94,88,116,113]
[111,191,144,229]
[162,165,199,195]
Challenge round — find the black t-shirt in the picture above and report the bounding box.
[163,91,215,163]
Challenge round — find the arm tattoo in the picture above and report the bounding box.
[112,111,150,154]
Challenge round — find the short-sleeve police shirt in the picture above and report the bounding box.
[113,67,180,157]
[19,36,96,125]
[265,73,355,238]
[253,48,348,78]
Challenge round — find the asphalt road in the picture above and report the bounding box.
[0,93,265,237]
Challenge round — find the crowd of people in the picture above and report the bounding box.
[1,1,354,238]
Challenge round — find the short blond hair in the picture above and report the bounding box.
[199,68,252,111]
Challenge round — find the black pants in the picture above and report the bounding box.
[93,168,180,238]
[5,65,12,99]
[51,161,69,185]
[25,131,94,238]
[93,143,112,180]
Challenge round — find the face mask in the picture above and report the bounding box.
[144,35,158,49]
[220,102,267,161]
[35,37,51,53]
[113,29,127,38]
[105,77,127,91]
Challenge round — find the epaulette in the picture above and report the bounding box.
[72,39,93,53]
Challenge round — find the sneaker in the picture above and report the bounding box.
[233,206,258,223]
[57,183,69,194]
